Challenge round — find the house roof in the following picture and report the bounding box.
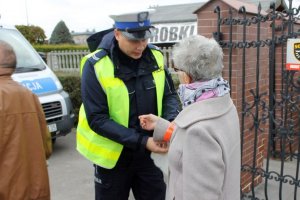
[71,31,95,36]
[150,1,288,25]
[150,2,206,24]
[194,0,268,15]
[242,0,288,12]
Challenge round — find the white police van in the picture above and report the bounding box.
[0,24,75,142]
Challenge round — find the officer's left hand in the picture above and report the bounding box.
[146,137,168,154]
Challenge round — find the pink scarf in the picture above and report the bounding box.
[178,77,230,108]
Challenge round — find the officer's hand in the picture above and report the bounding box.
[146,137,168,154]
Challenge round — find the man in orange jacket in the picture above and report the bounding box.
[0,40,52,200]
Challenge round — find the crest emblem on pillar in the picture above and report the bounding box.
[294,43,300,61]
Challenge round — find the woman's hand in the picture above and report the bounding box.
[139,114,159,131]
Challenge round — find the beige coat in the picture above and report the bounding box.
[0,68,52,200]
[154,94,241,200]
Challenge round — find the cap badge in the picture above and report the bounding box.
[137,12,148,22]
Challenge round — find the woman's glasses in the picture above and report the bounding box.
[173,67,183,72]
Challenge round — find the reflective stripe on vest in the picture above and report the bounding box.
[77,48,165,169]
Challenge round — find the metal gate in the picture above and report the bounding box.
[213,1,300,199]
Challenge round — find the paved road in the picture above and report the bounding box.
[48,129,168,200]
[48,129,94,200]
[244,158,297,200]
[47,129,297,200]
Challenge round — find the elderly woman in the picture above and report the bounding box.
[139,35,241,200]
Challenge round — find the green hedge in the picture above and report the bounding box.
[33,44,88,52]
[56,73,180,127]
[56,75,81,126]
[171,73,180,90]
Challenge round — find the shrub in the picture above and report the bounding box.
[171,73,180,90]
[33,44,88,52]
[16,25,46,44]
[50,20,74,44]
[56,75,81,126]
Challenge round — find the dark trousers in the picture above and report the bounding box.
[94,148,166,200]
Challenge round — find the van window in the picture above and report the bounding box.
[0,28,46,73]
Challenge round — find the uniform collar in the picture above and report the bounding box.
[112,45,158,81]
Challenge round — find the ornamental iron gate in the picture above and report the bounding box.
[213,1,300,199]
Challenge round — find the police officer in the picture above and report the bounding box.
[77,9,180,200]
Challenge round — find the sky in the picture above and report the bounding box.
[0,0,205,39]
[1,0,300,39]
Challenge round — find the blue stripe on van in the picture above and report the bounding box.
[21,77,57,94]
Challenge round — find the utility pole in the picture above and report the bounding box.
[25,0,29,25]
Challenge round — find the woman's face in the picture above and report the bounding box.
[115,30,148,59]
[174,68,191,84]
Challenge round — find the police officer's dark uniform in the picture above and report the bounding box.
[78,10,180,200]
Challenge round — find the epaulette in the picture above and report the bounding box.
[148,44,162,53]
[87,50,108,66]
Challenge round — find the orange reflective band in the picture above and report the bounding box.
[163,123,175,142]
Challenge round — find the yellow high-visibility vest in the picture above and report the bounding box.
[76,48,165,169]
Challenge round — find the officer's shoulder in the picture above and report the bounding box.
[86,49,108,65]
[148,44,162,53]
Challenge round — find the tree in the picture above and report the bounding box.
[15,25,46,44]
[49,20,74,44]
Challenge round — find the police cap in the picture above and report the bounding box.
[109,9,156,40]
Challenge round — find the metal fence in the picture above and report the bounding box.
[214,1,300,199]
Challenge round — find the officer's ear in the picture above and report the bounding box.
[114,29,122,41]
